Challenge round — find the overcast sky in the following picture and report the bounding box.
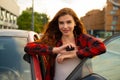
[16,0,107,19]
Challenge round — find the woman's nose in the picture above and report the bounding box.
[63,23,68,28]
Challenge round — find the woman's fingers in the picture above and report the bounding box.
[53,43,76,54]
[56,52,77,63]
[57,54,68,63]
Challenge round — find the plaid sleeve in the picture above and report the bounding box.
[77,34,106,59]
[24,42,53,55]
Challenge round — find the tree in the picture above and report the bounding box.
[17,7,49,33]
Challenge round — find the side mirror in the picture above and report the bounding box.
[81,73,107,80]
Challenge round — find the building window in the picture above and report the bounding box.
[111,15,118,26]
[2,10,6,21]
[112,21,117,25]
[114,0,118,2]
[0,25,2,29]
[10,15,13,23]
[113,6,119,10]
[113,15,118,21]
[110,10,116,15]
[111,25,116,30]
[0,10,4,21]
[6,12,10,22]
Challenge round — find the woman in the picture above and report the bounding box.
[24,7,106,80]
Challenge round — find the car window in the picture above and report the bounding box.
[0,37,32,80]
[91,36,120,80]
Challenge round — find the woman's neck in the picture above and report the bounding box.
[62,35,75,44]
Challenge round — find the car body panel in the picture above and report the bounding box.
[91,33,120,80]
[66,33,120,80]
[0,29,42,80]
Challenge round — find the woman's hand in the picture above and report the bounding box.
[52,43,78,63]
[56,48,78,63]
[52,43,76,54]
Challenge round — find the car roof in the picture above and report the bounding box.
[0,29,38,38]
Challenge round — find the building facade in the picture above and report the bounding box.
[81,0,120,38]
[0,0,19,29]
[81,9,105,37]
[105,0,120,36]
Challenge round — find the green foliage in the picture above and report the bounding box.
[17,7,49,33]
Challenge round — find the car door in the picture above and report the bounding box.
[23,33,43,80]
[66,33,120,80]
[91,33,120,80]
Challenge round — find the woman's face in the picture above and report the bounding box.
[58,14,76,36]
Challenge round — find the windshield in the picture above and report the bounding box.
[0,37,31,80]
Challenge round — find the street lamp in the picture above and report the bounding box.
[31,0,34,31]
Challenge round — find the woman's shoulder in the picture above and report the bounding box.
[76,34,98,43]
[77,33,92,39]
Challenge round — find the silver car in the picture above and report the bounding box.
[0,29,40,80]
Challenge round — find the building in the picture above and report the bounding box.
[0,0,19,29]
[105,0,120,36]
[81,9,105,37]
[81,0,120,38]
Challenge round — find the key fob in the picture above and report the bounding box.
[66,46,75,51]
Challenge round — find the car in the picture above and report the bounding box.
[66,33,120,80]
[90,33,120,80]
[0,29,120,80]
[0,29,42,80]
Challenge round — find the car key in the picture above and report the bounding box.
[66,45,75,51]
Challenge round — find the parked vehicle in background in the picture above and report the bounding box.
[0,29,42,80]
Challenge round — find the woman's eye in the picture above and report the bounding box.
[67,20,72,24]
[59,22,64,25]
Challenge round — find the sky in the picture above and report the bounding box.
[16,0,107,19]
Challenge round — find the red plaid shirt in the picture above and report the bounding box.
[24,34,106,80]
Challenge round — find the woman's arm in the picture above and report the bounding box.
[76,34,106,59]
[24,42,53,55]
[24,42,73,56]
[55,34,106,63]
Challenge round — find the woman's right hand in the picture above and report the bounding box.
[56,49,77,63]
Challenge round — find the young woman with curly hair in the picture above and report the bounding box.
[24,7,106,80]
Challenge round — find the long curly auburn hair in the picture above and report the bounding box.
[37,7,87,46]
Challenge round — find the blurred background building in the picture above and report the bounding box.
[105,0,120,36]
[81,0,120,38]
[81,9,105,37]
[0,0,19,29]
[0,0,120,38]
